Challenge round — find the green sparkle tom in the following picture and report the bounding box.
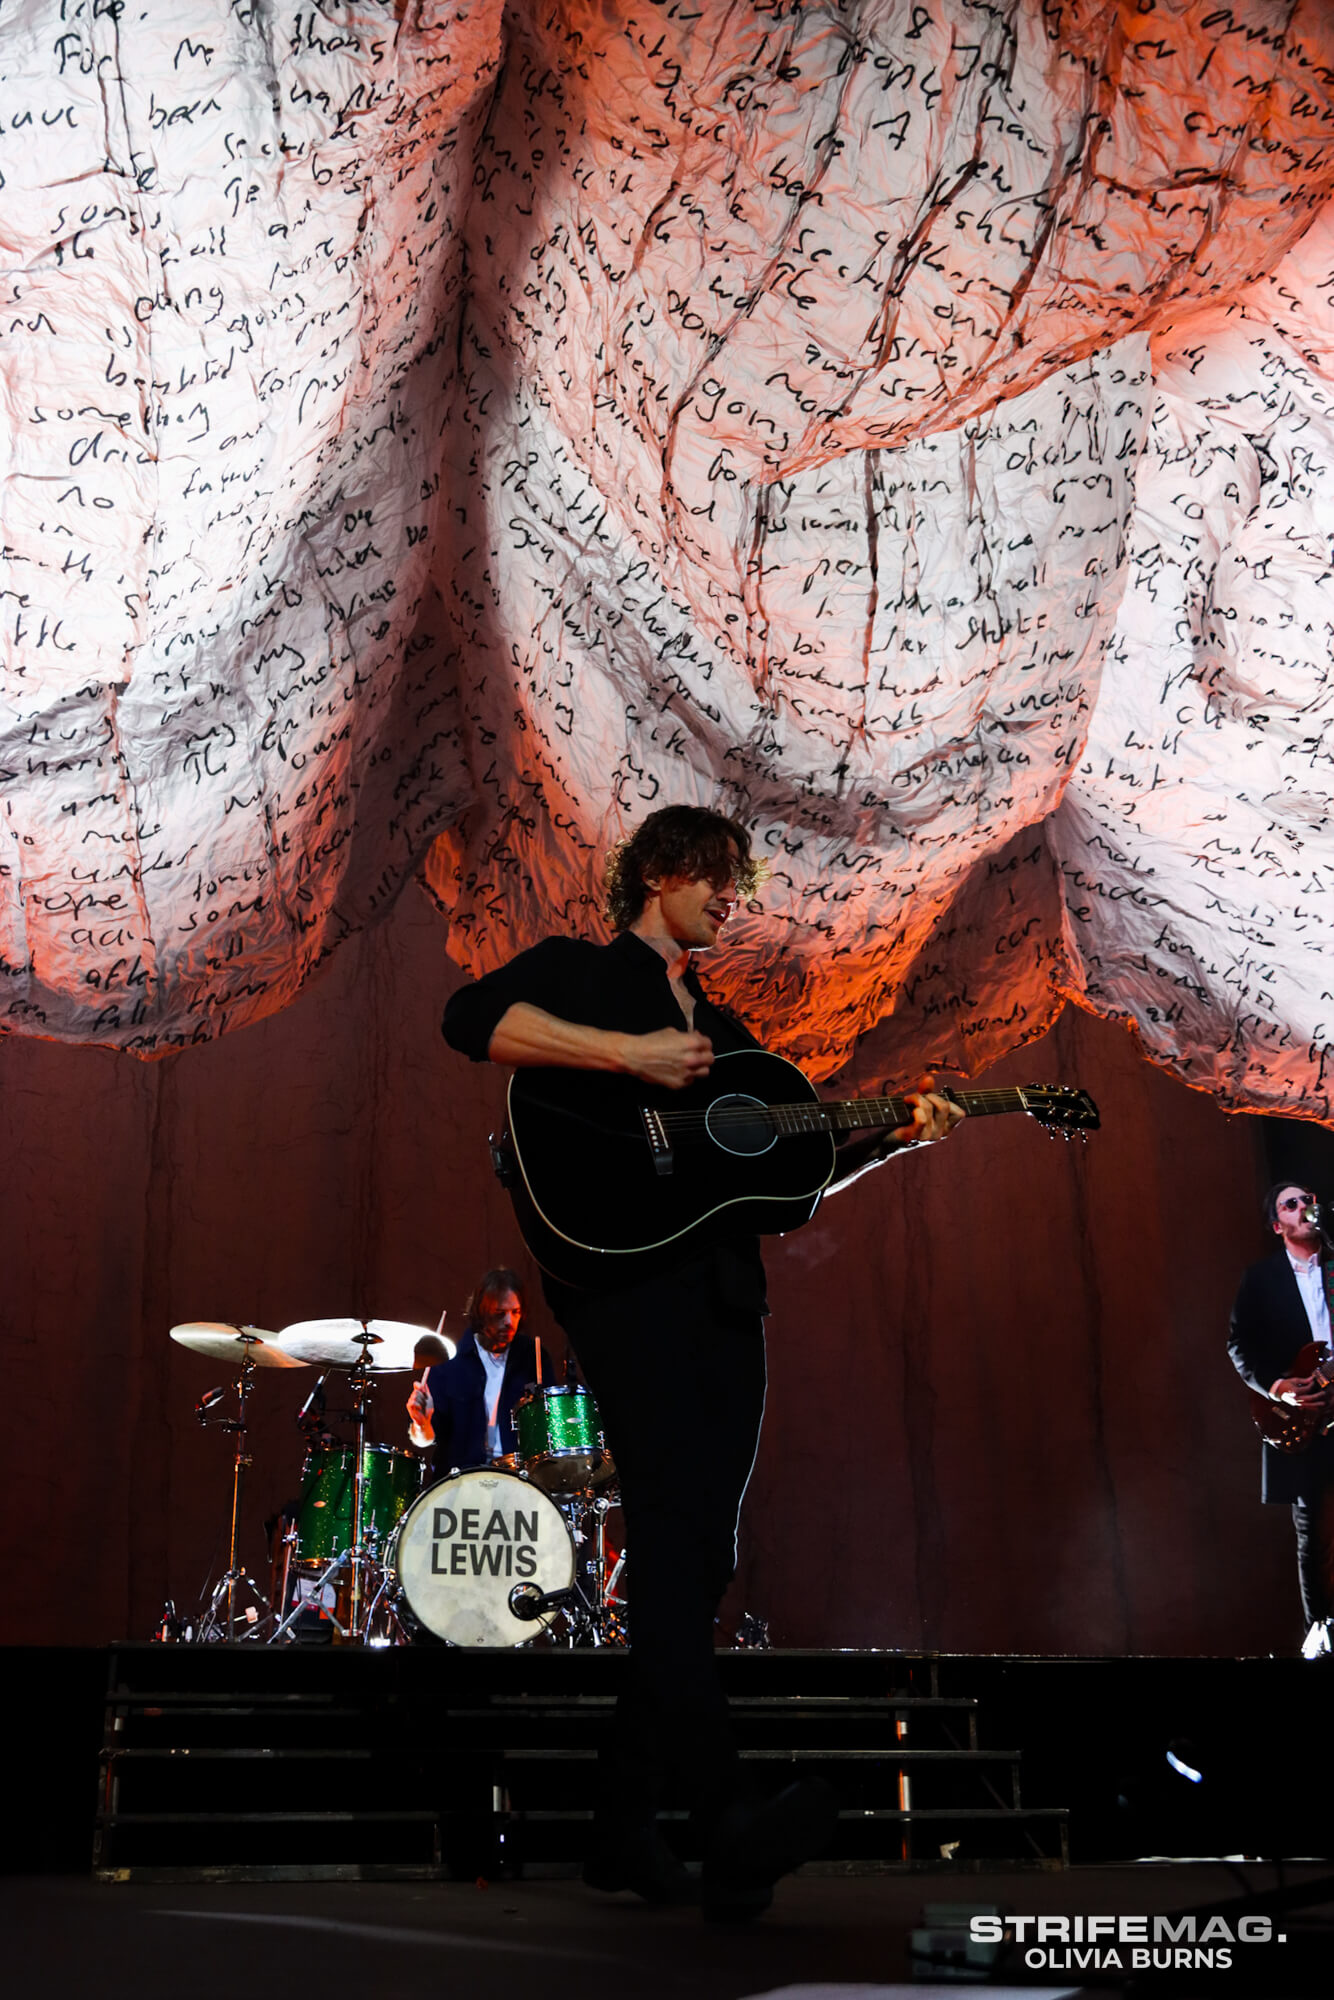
[514,1384,610,1494]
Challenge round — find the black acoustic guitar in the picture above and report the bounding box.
[501,1048,1099,1286]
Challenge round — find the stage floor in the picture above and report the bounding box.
[8,1862,1334,1999]
[9,1643,1334,1995]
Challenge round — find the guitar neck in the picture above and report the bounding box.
[765,1086,1038,1138]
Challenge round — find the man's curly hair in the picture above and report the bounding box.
[602,805,763,931]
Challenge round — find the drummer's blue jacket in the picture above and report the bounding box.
[422,1329,541,1478]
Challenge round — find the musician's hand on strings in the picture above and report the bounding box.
[624,1027,714,1090]
[1271,1372,1333,1410]
[891,1076,966,1149]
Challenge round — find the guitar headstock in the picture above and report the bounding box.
[1016,1085,1100,1136]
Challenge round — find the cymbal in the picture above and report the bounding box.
[277,1318,450,1372]
[170,1321,306,1368]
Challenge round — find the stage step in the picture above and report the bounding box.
[94,1644,1068,1879]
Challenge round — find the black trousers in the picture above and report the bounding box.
[1292,1488,1334,1626]
[556,1257,767,1829]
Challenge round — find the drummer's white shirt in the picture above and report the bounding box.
[478,1342,508,1457]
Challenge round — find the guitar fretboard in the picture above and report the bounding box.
[660,1086,1040,1137]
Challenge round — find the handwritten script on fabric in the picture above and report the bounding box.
[5,2,1334,1115]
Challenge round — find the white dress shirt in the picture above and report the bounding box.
[1287,1249,1332,1352]
[477,1342,508,1457]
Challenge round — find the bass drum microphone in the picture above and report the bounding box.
[508,1582,579,1623]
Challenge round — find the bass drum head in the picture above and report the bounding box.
[395,1467,574,1647]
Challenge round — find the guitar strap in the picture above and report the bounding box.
[1319,1253,1334,1359]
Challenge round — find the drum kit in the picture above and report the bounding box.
[167,1318,627,1650]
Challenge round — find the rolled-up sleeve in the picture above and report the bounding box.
[442,937,585,1061]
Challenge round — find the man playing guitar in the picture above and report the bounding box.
[442,804,963,1918]
[1229,1183,1334,1659]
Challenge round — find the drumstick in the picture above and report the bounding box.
[535,1337,542,1386]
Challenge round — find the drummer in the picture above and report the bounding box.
[406,1270,543,1480]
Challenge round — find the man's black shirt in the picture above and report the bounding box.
[442,929,759,1062]
[442,930,768,1316]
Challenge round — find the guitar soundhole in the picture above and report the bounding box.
[704,1093,777,1157]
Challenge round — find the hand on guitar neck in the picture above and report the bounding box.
[885,1075,965,1149]
[829,1074,965,1189]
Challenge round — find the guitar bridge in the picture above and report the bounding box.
[640,1106,674,1176]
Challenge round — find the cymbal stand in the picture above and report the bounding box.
[346,1334,377,1637]
[195,1333,273,1642]
[267,1325,385,1646]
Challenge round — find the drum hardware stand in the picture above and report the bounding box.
[267,1324,392,1646]
[549,1490,627,1647]
[152,1599,194,1644]
[586,1492,628,1645]
[273,1518,297,1635]
[194,1333,274,1643]
[359,1563,413,1646]
[268,1545,354,1644]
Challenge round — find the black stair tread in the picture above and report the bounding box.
[500,1805,1067,1823]
[106,1742,999,1759]
[107,1703,361,1719]
[95,1810,441,1825]
[103,1752,376,1768]
[478,1694,976,1710]
[489,1746,1018,1761]
[107,1694,359,1708]
[105,1697,975,1717]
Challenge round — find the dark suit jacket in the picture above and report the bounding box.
[1228,1249,1334,1503]
[423,1330,540,1479]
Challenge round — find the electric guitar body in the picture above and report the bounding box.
[1249,1341,1334,1452]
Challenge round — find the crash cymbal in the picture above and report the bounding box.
[277,1318,447,1372]
[170,1321,306,1368]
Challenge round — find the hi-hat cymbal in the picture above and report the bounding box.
[170,1321,306,1368]
[277,1318,449,1372]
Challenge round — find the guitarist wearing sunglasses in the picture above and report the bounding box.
[1228,1183,1334,1659]
[442,804,963,1919]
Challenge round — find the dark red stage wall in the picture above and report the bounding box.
[1,887,1289,1653]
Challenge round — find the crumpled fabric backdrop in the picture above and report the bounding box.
[5,1,1334,1115]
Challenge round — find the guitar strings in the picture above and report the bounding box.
[655,1090,1083,1134]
